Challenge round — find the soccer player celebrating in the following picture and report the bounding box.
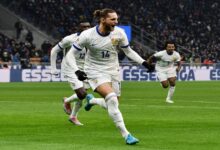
[50,21,100,126]
[66,8,154,145]
[147,41,181,103]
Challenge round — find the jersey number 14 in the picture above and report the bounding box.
[101,50,110,58]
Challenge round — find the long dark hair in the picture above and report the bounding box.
[93,8,116,23]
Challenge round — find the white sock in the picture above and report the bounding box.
[70,100,82,118]
[90,98,107,109]
[64,94,78,103]
[105,93,129,138]
[167,86,175,100]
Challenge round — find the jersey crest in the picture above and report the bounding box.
[111,38,119,46]
[172,56,178,61]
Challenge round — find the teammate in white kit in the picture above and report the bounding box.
[50,22,96,125]
[66,8,154,145]
[147,41,181,103]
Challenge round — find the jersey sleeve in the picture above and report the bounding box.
[65,48,79,71]
[121,46,145,64]
[72,31,88,51]
[176,52,181,62]
[50,44,62,71]
[58,35,72,49]
[118,29,129,48]
[154,51,163,58]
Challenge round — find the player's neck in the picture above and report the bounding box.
[97,24,110,36]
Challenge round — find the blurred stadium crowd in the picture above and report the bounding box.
[0,0,220,68]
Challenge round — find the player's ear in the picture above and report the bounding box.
[100,18,105,23]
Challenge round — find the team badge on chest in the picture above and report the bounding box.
[172,56,177,61]
[111,38,119,46]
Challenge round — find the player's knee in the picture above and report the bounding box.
[161,81,169,88]
[105,92,119,115]
[170,83,175,87]
[163,85,169,88]
[77,93,87,100]
[162,83,169,88]
[75,88,87,100]
[169,81,176,87]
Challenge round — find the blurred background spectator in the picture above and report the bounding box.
[0,49,12,68]
[0,0,219,67]
[14,19,23,39]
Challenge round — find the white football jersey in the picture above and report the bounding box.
[59,33,86,71]
[154,50,181,69]
[73,26,129,76]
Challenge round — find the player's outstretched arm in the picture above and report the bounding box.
[65,48,79,72]
[50,35,73,75]
[147,55,155,65]
[122,46,154,72]
[176,61,181,72]
[66,47,87,81]
[50,44,62,75]
[121,46,144,64]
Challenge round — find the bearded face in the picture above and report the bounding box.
[166,44,175,55]
[102,12,118,32]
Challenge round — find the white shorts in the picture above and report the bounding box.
[62,73,90,90]
[61,58,90,90]
[88,74,121,96]
[156,67,177,82]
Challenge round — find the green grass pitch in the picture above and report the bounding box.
[0,81,220,150]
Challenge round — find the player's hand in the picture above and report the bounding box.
[142,61,155,72]
[51,69,59,76]
[75,70,87,81]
